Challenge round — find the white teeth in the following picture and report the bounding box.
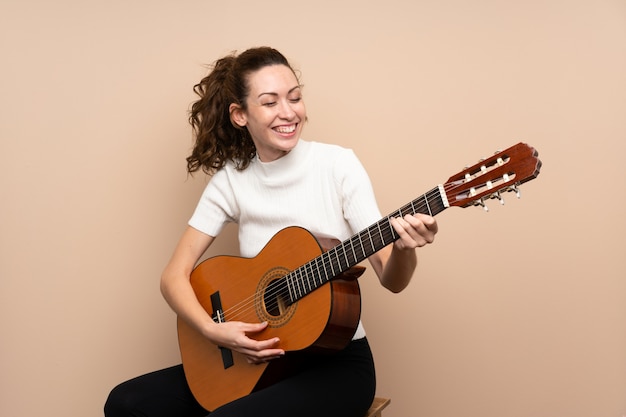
[274,125,296,133]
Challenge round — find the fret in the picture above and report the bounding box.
[297,266,307,298]
[356,235,365,259]
[375,219,386,247]
[349,238,357,265]
[327,249,336,277]
[303,266,310,295]
[348,235,358,261]
[318,254,330,285]
[330,245,342,273]
[340,242,348,269]
[286,271,295,302]
[289,269,297,304]
[365,227,374,257]
[370,222,377,248]
[306,260,315,293]
[325,254,334,281]
[353,240,360,263]
[349,241,357,265]
[316,257,324,288]
[335,243,347,271]
[288,268,300,302]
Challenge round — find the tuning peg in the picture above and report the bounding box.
[474,198,489,212]
[505,184,521,198]
[490,191,505,205]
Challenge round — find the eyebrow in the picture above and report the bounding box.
[257,85,302,98]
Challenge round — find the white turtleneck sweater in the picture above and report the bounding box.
[188,139,383,339]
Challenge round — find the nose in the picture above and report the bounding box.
[277,99,296,120]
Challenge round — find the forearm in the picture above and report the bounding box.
[159,226,218,339]
[379,246,418,293]
[160,272,217,338]
[373,214,436,292]
[368,244,417,293]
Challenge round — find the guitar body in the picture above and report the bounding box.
[177,226,362,411]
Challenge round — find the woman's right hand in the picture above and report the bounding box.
[207,320,285,364]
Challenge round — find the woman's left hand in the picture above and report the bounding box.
[389,213,438,250]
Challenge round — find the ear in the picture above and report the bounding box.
[229,103,247,127]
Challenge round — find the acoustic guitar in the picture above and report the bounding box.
[177,142,542,410]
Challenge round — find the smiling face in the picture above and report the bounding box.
[229,64,306,162]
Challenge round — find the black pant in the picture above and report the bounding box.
[104,338,376,417]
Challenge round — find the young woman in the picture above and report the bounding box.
[104,46,438,417]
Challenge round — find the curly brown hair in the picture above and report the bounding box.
[186,47,299,175]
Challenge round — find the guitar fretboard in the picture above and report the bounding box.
[282,185,449,304]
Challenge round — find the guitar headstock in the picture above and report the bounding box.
[443,143,541,210]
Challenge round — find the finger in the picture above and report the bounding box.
[404,214,437,243]
[393,216,422,240]
[414,213,438,233]
[254,336,282,350]
[243,321,270,334]
[244,347,285,364]
[240,327,282,352]
[246,354,284,365]
[389,217,419,249]
[391,216,433,248]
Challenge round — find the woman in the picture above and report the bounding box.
[105,46,438,417]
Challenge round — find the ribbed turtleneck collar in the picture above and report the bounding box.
[251,139,310,184]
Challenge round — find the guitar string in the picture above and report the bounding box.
[205,154,522,322]
[221,171,517,322]
[215,186,452,323]
[234,165,520,314]
[220,187,445,321]
[222,174,514,323]
[217,183,477,322]
[218,180,490,323]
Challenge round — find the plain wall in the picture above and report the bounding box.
[1,1,625,416]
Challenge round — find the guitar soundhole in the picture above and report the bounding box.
[255,267,296,327]
[264,278,290,317]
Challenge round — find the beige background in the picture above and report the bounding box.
[1,1,625,416]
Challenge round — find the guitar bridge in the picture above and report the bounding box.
[210,291,234,369]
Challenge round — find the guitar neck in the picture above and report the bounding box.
[284,185,448,304]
